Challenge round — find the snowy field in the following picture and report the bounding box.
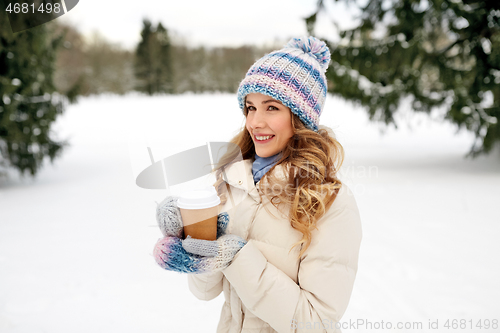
[1,93,499,333]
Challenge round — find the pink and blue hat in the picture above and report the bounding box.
[237,36,331,132]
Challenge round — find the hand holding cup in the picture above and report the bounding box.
[154,187,246,274]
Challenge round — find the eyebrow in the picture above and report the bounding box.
[246,99,283,105]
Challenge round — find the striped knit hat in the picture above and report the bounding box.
[237,36,331,132]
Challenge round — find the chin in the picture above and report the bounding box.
[256,150,273,158]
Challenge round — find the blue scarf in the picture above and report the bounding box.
[252,153,280,184]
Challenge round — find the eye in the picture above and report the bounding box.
[268,105,279,111]
[246,105,256,112]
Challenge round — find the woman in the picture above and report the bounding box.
[154,36,362,333]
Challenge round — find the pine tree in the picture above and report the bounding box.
[135,19,154,95]
[0,8,67,177]
[134,19,174,95]
[155,23,174,93]
[308,0,500,157]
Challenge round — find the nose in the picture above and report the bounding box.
[248,109,266,130]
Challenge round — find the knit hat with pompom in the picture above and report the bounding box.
[237,36,331,132]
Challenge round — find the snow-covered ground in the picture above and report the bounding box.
[1,93,499,333]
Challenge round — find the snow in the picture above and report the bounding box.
[1,93,499,332]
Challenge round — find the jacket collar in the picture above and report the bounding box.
[222,158,289,195]
[222,159,255,192]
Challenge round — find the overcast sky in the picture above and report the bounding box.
[58,0,360,49]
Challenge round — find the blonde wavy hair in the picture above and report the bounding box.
[213,107,344,258]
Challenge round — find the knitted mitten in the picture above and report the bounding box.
[153,199,247,274]
[156,196,183,238]
[153,231,246,274]
[156,195,229,238]
[181,233,247,270]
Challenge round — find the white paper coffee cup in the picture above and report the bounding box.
[177,186,221,240]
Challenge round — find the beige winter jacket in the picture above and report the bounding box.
[188,158,362,333]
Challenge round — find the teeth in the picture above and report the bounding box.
[256,135,273,140]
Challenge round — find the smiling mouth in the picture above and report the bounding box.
[254,135,275,143]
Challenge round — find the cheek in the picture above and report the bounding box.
[273,116,293,139]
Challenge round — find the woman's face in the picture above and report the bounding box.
[245,93,294,158]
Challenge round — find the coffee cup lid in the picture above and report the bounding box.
[177,186,221,209]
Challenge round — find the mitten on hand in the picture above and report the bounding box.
[181,232,247,272]
[156,196,183,238]
[181,212,246,271]
[154,212,246,274]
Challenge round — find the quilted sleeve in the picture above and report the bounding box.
[187,271,224,301]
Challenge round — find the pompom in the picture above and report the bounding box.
[285,36,331,72]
